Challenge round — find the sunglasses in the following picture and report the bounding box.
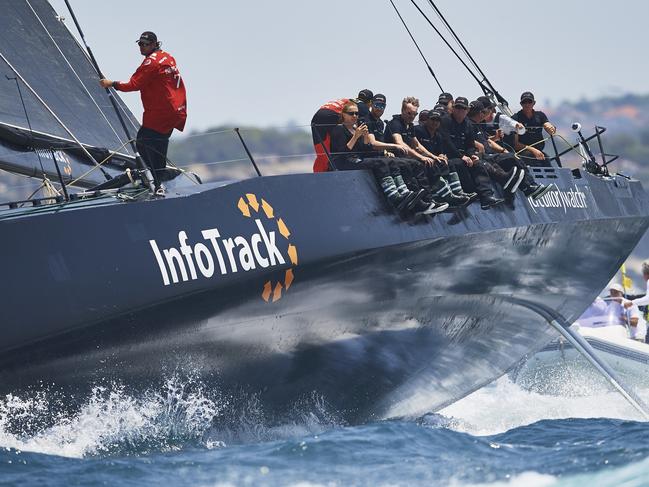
[373,104,386,109]
[521,100,534,104]
[138,41,153,47]
[344,111,359,116]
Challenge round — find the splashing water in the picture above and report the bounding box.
[0,375,222,458]
[440,372,649,437]
[0,374,342,460]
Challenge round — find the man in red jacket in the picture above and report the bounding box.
[100,31,187,191]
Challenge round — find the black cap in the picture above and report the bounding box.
[520,91,535,102]
[477,96,494,109]
[428,109,444,120]
[438,92,453,104]
[136,31,158,44]
[372,93,386,106]
[468,100,484,116]
[454,96,469,108]
[419,110,430,122]
[358,89,374,102]
[433,102,447,112]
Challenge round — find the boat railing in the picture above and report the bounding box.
[0,120,625,209]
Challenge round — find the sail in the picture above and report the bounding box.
[0,0,140,188]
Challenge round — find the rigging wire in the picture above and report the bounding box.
[426,1,483,82]
[425,0,508,109]
[388,0,444,92]
[25,0,127,147]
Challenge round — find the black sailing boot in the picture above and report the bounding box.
[447,171,478,203]
[430,177,469,209]
[380,176,426,212]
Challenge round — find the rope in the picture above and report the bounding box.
[69,137,135,186]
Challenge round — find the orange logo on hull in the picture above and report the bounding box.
[237,193,298,303]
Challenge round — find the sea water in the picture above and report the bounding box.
[1,371,649,487]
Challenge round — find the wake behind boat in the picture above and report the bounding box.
[0,0,648,424]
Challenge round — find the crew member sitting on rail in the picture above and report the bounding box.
[385,97,469,210]
[100,31,187,194]
[354,89,374,120]
[476,98,552,201]
[440,97,503,210]
[362,94,407,157]
[467,101,525,200]
[414,108,478,203]
[330,101,447,215]
[511,91,557,165]
[438,93,454,114]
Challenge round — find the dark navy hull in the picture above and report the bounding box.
[0,167,647,422]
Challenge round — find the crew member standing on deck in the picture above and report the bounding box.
[100,31,187,193]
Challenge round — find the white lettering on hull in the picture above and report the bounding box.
[528,186,588,214]
[150,219,287,286]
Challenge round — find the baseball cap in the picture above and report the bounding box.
[477,96,494,109]
[438,92,453,104]
[428,109,444,120]
[358,89,374,102]
[136,31,158,44]
[469,100,484,112]
[520,91,535,102]
[609,283,625,293]
[454,96,469,109]
[372,93,386,108]
[419,110,430,122]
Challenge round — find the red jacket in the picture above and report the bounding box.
[115,49,187,134]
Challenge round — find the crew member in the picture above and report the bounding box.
[512,91,556,164]
[440,96,503,210]
[100,31,187,193]
[330,101,446,215]
[355,89,374,119]
[311,97,350,172]
[385,96,468,209]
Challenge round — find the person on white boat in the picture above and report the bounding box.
[613,283,647,341]
[577,296,609,328]
[624,262,649,310]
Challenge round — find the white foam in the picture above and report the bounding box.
[0,375,221,458]
[440,374,648,436]
[449,471,557,487]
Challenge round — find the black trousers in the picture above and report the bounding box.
[136,126,172,186]
[389,157,434,194]
[447,157,493,198]
[484,153,534,189]
[336,156,392,180]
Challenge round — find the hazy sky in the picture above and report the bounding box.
[50,0,649,134]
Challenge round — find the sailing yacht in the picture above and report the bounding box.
[0,0,647,423]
